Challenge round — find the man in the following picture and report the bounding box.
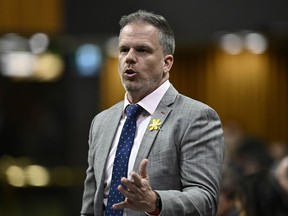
[81,10,224,216]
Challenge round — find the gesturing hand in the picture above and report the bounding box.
[112,159,158,212]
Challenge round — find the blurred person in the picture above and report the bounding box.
[80,10,225,216]
[269,141,288,162]
[239,161,288,216]
[217,167,241,216]
[233,138,288,216]
[231,135,273,176]
[274,156,288,193]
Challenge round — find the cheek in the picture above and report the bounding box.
[118,59,125,70]
[144,60,163,73]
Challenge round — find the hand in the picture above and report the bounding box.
[112,159,158,212]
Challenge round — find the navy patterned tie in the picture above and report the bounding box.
[105,104,143,216]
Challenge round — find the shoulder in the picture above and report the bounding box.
[96,101,123,117]
[170,93,221,124]
[165,84,213,112]
[164,85,220,119]
[176,93,215,113]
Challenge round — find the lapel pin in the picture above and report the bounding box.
[149,119,162,131]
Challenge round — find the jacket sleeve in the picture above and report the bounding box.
[156,106,225,216]
[80,117,97,216]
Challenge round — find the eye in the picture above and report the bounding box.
[119,47,129,53]
[137,48,146,53]
[138,46,151,53]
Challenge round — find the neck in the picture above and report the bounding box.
[127,92,145,104]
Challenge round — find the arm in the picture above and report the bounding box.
[157,107,225,215]
[80,118,97,216]
[80,150,96,216]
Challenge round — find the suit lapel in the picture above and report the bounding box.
[133,85,178,172]
[95,103,124,181]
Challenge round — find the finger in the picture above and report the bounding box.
[120,177,140,194]
[139,159,149,179]
[117,184,130,198]
[118,184,142,203]
[112,199,128,209]
[130,171,143,188]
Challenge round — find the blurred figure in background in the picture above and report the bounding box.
[217,167,241,216]
[274,156,288,194]
[239,157,288,216]
[231,135,273,176]
[221,133,288,216]
[269,141,288,162]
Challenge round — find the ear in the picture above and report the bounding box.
[163,55,174,74]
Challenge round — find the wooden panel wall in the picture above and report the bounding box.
[0,0,62,35]
[100,47,288,144]
[100,57,125,110]
[171,47,288,143]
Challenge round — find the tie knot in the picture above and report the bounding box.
[126,104,142,119]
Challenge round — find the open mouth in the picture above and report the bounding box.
[124,69,137,78]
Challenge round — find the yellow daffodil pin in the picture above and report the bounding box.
[149,119,162,131]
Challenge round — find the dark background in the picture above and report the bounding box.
[1,0,288,215]
[65,0,288,43]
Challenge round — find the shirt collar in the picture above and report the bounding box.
[123,80,170,115]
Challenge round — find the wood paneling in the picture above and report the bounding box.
[0,0,62,35]
[100,57,125,110]
[100,46,288,143]
[171,47,288,143]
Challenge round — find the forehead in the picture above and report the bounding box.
[119,22,160,44]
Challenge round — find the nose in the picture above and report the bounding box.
[125,49,136,64]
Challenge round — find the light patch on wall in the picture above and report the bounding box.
[220,31,268,55]
[75,43,102,77]
[244,33,268,54]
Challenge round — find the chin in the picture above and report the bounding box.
[125,85,139,93]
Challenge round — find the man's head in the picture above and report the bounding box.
[118,10,175,103]
[119,10,175,56]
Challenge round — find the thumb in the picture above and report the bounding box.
[139,159,149,179]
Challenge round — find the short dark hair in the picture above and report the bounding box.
[119,10,175,55]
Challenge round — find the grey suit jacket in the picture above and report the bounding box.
[81,85,225,216]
